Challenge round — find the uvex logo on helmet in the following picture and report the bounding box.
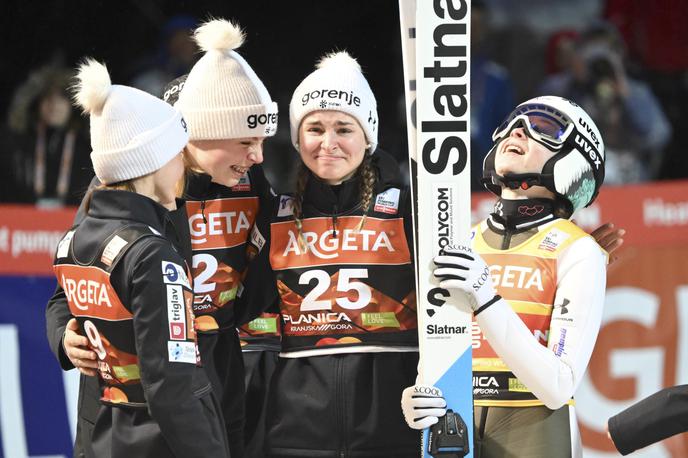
[575,117,602,169]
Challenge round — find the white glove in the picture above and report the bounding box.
[434,245,498,312]
[401,384,447,430]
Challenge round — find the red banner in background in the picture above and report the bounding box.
[472,179,688,245]
[0,205,77,275]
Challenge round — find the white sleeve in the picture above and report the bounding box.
[474,236,607,409]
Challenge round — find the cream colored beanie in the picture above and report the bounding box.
[176,19,278,140]
[73,59,189,184]
[290,51,378,152]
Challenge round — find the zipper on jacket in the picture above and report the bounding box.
[200,200,207,224]
[501,229,512,250]
[332,204,339,238]
[335,355,347,457]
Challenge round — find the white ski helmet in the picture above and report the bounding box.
[482,95,605,215]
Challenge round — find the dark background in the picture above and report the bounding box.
[1,0,686,198]
[0,1,409,194]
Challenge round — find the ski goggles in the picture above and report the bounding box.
[492,104,575,151]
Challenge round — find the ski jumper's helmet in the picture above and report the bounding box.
[482,95,605,215]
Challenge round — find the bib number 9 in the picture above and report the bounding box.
[84,319,107,360]
[299,268,371,311]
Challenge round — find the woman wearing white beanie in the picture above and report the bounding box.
[49,18,279,458]
[168,18,280,458]
[52,59,229,457]
[244,51,421,457]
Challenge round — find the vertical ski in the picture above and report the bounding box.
[399,1,474,457]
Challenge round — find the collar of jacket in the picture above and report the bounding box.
[88,189,175,234]
[183,170,215,200]
[488,197,556,232]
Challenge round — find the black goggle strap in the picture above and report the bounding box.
[490,172,555,192]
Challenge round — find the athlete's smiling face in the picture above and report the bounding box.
[186,137,265,187]
[298,111,368,185]
[494,127,557,176]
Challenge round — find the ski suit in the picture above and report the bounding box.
[52,189,228,458]
[46,166,274,457]
[182,165,274,457]
[470,198,607,458]
[247,150,422,457]
[45,179,193,457]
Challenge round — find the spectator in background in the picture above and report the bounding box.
[129,15,199,97]
[604,0,688,181]
[539,30,583,96]
[470,0,515,190]
[2,61,93,206]
[537,21,671,184]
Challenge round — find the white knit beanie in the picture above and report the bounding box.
[176,19,278,140]
[290,51,378,152]
[73,59,189,184]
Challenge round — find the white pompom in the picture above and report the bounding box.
[316,51,362,72]
[194,18,244,53]
[73,58,111,114]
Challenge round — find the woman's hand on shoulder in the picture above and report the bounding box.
[588,222,625,267]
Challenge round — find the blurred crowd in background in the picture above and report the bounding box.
[1,0,686,206]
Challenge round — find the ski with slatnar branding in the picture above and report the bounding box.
[399,1,473,457]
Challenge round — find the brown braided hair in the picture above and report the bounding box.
[355,153,376,231]
[292,151,377,251]
[292,162,311,252]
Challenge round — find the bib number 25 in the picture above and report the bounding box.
[299,268,371,311]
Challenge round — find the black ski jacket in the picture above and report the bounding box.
[182,166,274,456]
[608,384,688,455]
[45,180,193,457]
[52,189,228,458]
[248,150,422,457]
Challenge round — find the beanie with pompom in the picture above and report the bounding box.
[175,18,278,140]
[289,51,378,152]
[74,59,189,184]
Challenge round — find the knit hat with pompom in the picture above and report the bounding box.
[289,51,378,152]
[175,18,278,140]
[73,59,188,184]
